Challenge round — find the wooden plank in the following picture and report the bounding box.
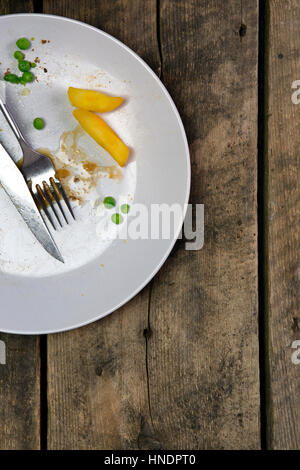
[47,295,161,450]
[0,333,40,449]
[0,0,32,14]
[0,0,40,451]
[266,0,300,450]
[45,0,161,450]
[144,0,260,449]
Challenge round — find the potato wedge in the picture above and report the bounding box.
[68,87,124,112]
[73,109,129,167]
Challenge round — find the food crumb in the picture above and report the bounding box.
[34,57,40,63]
[55,168,70,179]
[21,88,31,96]
[41,39,47,44]
[83,161,98,173]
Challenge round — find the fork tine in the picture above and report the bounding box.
[31,185,57,230]
[44,180,69,224]
[37,184,63,228]
[43,181,67,226]
[51,177,76,220]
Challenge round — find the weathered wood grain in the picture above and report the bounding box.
[145,0,260,449]
[45,0,161,450]
[0,0,32,14]
[0,0,41,451]
[47,294,161,450]
[266,0,300,450]
[0,333,40,449]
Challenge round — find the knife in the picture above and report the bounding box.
[0,142,64,263]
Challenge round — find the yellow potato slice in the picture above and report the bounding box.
[68,87,124,112]
[73,108,129,167]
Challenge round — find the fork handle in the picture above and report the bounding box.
[0,97,26,145]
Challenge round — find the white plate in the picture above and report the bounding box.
[0,14,190,334]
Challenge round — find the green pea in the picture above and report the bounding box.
[16,37,30,50]
[30,62,37,68]
[18,60,31,72]
[103,196,116,209]
[21,71,34,83]
[14,50,24,60]
[33,118,45,130]
[4,73,19,84]
[121,204,130,214]
[111,213,123,225]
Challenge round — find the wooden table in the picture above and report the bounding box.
[0,0,299,450]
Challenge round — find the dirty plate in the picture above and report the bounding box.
[0,14,190,334]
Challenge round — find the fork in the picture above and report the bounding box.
[0,97,75,230]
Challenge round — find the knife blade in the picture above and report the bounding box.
[0,142,64,263]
